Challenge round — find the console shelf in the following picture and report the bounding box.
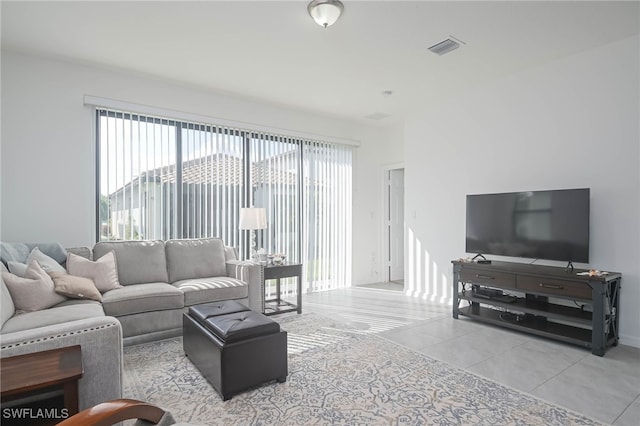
[458,290,592,326]
[457,305,592,347]
[452,260,621,356]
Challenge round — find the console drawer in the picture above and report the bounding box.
[517,275,592,300]
[459,269,515,289]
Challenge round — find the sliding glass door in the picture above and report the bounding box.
[97,108,352,291]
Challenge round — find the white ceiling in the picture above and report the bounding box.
[2,1,639,126]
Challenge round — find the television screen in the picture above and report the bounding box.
[466,188,590,263]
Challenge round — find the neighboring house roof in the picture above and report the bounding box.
[109,152,299,198]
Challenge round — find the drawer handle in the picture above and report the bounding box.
[476,274,495,280]
[539,283,564,290]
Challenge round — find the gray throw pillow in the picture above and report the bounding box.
[0,242,30,265]
[0,242,67,266]
[25,243,67,264]
[7,261,28,276]
[7,247,66,277]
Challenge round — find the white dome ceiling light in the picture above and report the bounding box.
[308,0,344,28]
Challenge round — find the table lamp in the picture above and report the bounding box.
[239,207,267,261]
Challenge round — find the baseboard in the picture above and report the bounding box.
[619,333,640,349]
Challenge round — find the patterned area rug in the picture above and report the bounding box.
[123,313,601,425]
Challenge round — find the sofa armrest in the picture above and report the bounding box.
[226,260,263,313]
[0,316,123,411]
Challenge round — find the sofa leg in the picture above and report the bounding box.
[276,377,286,383]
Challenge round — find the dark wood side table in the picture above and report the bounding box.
[1,345,83,420]
[263,263,303,316]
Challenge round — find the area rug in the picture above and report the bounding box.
[123,313,601,425]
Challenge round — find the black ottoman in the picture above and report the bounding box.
[183,300,288,400]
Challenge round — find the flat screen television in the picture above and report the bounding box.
[466,188,590,263]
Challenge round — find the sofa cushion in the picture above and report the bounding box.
[173,277,248,306]
[102,283,184,317]
[94,240,168,285]
[2,260,67,312]
[1,279,15,329]
[165,238,226,283]
[224,246,238,261]
[67,251,122,293]
[0,300,105,334]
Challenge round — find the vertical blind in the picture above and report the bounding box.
[97,107,352,292]
[250,133,301,263]
[98,111,178,241]
[180,123,244,248]
[303,141,352,291]
[98,111,245,249]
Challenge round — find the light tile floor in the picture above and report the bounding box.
[302,286,640,425]
[356,281,405,291]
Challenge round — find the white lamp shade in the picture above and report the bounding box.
[239,207,267,230]
[308,0,344,28]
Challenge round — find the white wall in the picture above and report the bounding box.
[404,35,640,347]
[352,124,404,285]
[0,51,397,287]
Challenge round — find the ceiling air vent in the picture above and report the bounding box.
[428,38,463,56]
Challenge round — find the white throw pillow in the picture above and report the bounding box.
[8,247,66,277]
[2,260,67,312]
[66,251,122,293]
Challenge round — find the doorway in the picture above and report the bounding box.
[387,168,404,287]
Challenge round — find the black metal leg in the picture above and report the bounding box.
[263,264,303,316]
[591,281,606,356]
[452,268,460,319]
[612,278,621,346]
[297,275,302,314]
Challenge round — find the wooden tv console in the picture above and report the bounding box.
[452,260,621,356]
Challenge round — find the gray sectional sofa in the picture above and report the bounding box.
[93,238,262,345]
[0,238,262,411]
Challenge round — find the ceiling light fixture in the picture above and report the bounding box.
[308,0,344,28]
